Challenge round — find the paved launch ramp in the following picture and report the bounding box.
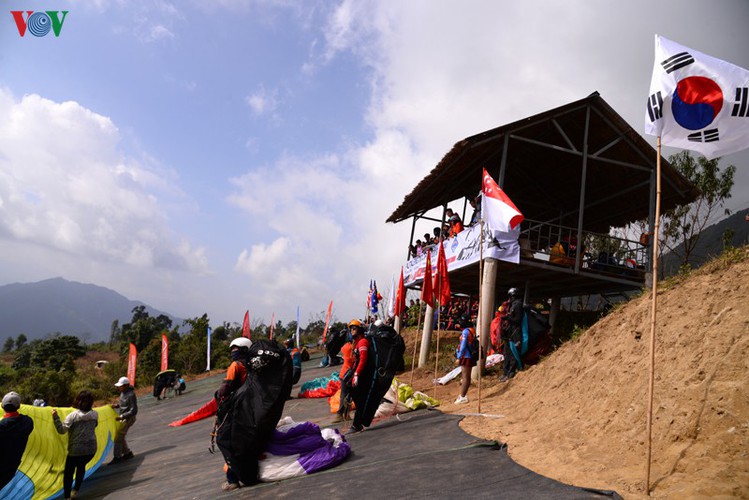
[78,358,620,499]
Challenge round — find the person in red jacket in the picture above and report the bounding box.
[347,319,370,433]
[332,333,355,423]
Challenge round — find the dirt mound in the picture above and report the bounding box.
[423,249,749,499]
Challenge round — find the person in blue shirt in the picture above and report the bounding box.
[454,327,477,404]
[284,339,302,385]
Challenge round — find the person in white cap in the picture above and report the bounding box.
[109,377,137,465]
[0,391,34,489]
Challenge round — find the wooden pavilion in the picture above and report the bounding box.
[386,92,698,364]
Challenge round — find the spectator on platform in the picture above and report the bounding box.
[449,217,464,237]
[415,240,424,257]
[433,227,442,243]
[53,390,98,500]
[469,195,481,226]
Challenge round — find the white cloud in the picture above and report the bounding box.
[0,89,208,275]
[147,24,175,41]
[245,85,279,117]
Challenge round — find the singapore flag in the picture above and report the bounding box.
[481,168,524,233]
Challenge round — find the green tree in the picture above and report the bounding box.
[16,333,27,350]
[174,314,211,374]
[12,335,86,372]
[661,151,736,268]
[120,306,174,353]
[2,337,13,353]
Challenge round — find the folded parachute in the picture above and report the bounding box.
[297,371,340,398]
[258,417,350,482]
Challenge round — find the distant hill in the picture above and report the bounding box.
[0,278,182,343]
[662,206,749,276]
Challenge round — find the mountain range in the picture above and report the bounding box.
[0,278,181,344]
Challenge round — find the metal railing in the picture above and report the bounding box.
[519,219,649,280]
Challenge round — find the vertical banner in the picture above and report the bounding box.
[295,305,301,348]
[161,334,169,372]
[269,312,275,340]
[322,300,333,343]
[206,326,212,371]
[242,310,251,339]
[387,274,395,318]
[127,343,137,388]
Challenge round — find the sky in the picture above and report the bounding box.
[1,0,748,330]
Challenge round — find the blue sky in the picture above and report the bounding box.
[1,0,748,330]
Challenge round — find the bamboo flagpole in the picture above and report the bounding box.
[409,302,424,388]
[432,301,441,401]
[646,136,662,493]
[476,218,485,413]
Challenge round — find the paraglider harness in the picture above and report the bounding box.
[505,305,550,370]
[209,339,289,455]
[358,323,406,424]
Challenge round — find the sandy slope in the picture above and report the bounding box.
[406,250,749,499]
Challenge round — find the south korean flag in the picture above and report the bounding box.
[645,35,749,159]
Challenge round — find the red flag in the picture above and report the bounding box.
[394,267,406,316]
[269,312,275,340]
[127,343,137,388]
[421,250,434,308]
[242,310,251,339]
[322,300,333,342]
[481,168,524,232]
[433,238,451,305]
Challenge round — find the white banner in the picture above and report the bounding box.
[404,224,520,287]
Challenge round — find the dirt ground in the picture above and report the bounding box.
[400,249,749,499]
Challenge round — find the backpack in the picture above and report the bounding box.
[468,331,481,360]
[365,324,406,376]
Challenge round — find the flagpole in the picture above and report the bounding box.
[646,136,662,494]
[477,219,485,414]
[409,302,424,388]
[433,300,441,401]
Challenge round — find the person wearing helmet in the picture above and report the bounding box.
[0,391,34,489]
[109,376,137,464]
[347,319,370,433]
[217,337,252,491]
[218,337,253,402]
[500,288,523,382]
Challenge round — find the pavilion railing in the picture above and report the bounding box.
[518,219,649,280]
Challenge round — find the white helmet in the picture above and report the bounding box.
[230,337,253,349]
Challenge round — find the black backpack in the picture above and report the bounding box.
[469,331,481,361]
[366,323,406,376]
